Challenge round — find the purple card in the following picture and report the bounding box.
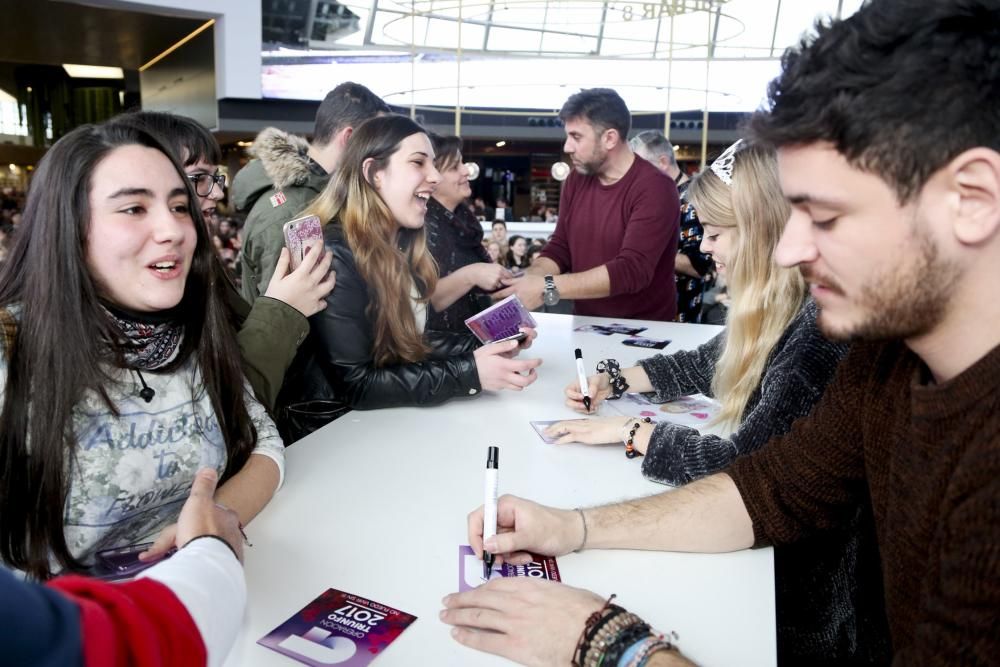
[458,545,561,592]
[258,589,417,666]
[465,295,538,343]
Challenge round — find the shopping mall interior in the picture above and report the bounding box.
[0,0,861,217]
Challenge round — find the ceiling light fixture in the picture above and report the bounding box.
[62,64,124,79]
[495,140,506,147]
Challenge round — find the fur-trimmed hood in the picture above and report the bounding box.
[231,127,323,212]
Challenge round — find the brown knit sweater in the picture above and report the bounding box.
[729,339,1000,664]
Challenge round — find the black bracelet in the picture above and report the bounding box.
[185,534,240,562]
[597,359,629,400]
[625,417,652,459]
[573,594,617,667]
[602,622,653,665]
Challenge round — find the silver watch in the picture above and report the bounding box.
[543,275,560,306]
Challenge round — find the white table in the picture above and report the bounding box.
[224,313,776,666]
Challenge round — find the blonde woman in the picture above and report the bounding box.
[283,115,540,416]
[550,141,887,664]
[551,140,838,482]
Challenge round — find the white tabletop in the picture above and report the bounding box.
[224,313,776,667]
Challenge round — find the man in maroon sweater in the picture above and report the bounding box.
[440,1,1000,665]
[495,88,679,321]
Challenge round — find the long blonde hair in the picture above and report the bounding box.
[303,115,438,366]
[688,142,806,431]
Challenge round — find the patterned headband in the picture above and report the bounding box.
[709,139,745,187]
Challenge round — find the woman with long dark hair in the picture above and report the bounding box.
[115,110,335,412]
[505,235,530,270]
[0,119,283,580]
[292,115,541,412]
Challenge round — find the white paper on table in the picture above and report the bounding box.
[605,392,720,429]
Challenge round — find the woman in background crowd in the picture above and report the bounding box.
[423,134,511,332]
[505,235,531,270]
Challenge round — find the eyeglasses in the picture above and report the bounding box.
[187,172,227,197]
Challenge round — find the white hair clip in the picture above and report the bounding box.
[709,139,744,187]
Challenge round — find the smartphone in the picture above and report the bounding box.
[91,542,176,581]
[493,330,528,344]
[282,215,323,270]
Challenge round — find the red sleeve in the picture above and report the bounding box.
[48,575,206,667]
[604,170,678,296]
[538,176,575,273]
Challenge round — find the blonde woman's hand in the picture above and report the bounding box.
[564,372,611,413]
[264,242,336,317]
[543,416,630,446]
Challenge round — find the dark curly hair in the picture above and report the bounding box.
[749,0,1000,203]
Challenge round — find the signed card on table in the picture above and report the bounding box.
[258,588,416,666]
[529,419,566,444]
[458,545,561,592]
[607,392,720,428]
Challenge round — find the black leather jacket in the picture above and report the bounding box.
[291,223,483,412]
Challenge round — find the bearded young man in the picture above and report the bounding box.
[440,1,1000,664]
[495,88,680,321]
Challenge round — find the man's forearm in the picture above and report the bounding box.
[648,650,697,666]
[584,473,754,553]
[553,265,612,300]
[525,256,561,277]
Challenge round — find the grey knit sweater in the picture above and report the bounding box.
[636,298,891,665]
[637,298,846,485]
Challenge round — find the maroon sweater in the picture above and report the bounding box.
[540,156,679,321]
[729,340,1000,664]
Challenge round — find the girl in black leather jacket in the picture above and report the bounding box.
[289,115,541,413]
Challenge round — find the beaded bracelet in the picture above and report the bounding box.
[583,610,646,667]
[627,635,680,667]
[601,622,654,666]
[624,417,651,458]
[573,594,618,667]
[596,359,629,400]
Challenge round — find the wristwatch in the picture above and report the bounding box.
[543,275,561,306]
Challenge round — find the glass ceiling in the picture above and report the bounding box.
[262,0,865,112]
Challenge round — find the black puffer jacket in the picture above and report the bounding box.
[288,223,482,413]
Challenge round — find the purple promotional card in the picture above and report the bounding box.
[258,589,417,666]
[458,545,561,592]
[465,295,538,343]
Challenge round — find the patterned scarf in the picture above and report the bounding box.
[101,303,183,370]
